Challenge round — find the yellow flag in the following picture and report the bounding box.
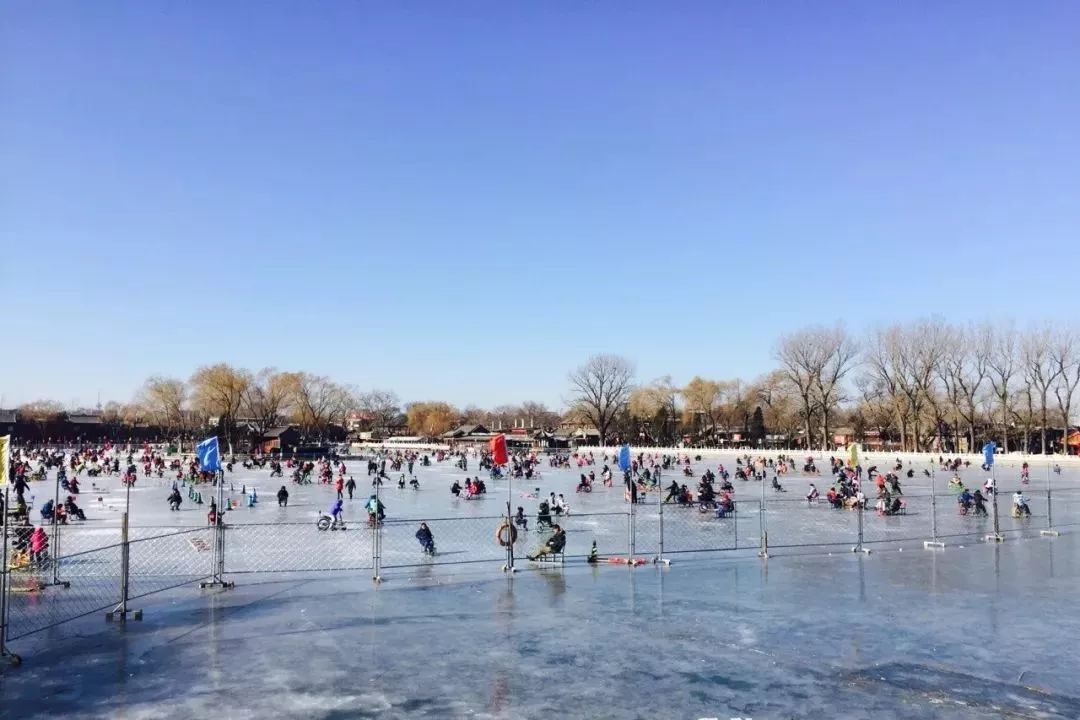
[848,442,859,468]
[0,435,9,486]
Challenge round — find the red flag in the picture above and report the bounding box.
[490,433,508,466]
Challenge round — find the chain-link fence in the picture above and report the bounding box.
[223,523,373,573]
[381,516,507,569]
[5,467,1080,662]
[6,542,123,640]
[127,527,214,600]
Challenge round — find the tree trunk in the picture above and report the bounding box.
[803,400,812,453]
[1040,409,1048,454]
[1001,402,1009,453]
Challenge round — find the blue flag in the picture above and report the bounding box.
[982,441,996,469]
[618,444,632,472]
[196,436,221,473]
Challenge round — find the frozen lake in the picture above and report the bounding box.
[2,527,1079,719]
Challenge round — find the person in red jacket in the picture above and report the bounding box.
[30,526,49,567]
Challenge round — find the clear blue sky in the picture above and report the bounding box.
[3,2,1079,410]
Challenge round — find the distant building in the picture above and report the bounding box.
[255,426,302,454]
[0,409,16,436]
[441,424,496,446]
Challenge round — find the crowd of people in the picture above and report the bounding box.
[3,440,1060,578]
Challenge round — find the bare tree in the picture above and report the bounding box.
[289,373,350,440]
[357,390,401,435]
[1011,381,1036,453]
[777,326,857,450]
[18,400,65,440]
[406,401,460,438]
[137,376,188,436]
[812,327,859,450]
[987,325,1018,452]
[1051,331,1080,456]
[896,319,949,452]
[242,368,295,439]
[629,376,679,444]
[566,354,635,446]
[518,401,562,431]
[941,323,991,452]
[776,330,824,450]
[865,327,909,449]
[189,364,251,452]
[681,377,724,442]
[1021,326,1063,454]
[750,370,802,442]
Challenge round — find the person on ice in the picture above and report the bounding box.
[415,522,435,554]
[365,495,386,524]
[1013,490,1031,516]
[514,506,528,531]
[329,498,345,527]
[536,501,553,530]
[958,488,974,515]
[277,486,289,507]
[972,489,988,516]
[527,524,566,561]
[664,479,680,503]
[168,488,183,511]
[30,526,49,567]
[65,496,87,521]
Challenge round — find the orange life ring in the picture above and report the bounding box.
[496,522,518,547]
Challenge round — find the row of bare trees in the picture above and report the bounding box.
[853,323,1080,453]
[13,365,565,447]
[135,365,359,450]
[566,322,1080,452]
[12,321,1080,452]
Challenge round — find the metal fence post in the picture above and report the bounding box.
[627,500,634,563]
[43,472,68,589]
[656,481,669,565]
[853,498,871,554]
[924,466,944,549]
[106,512,141,621]
[1042,461,1059,537]
[200,470,233,589]
[372,473,382,583]
[758,480,768,558]
[1,488,21,665]
[506,469,515,573]
[986,465,1003,543]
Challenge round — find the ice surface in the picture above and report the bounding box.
[3,451,1080,718]
[2,532,1079,719]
